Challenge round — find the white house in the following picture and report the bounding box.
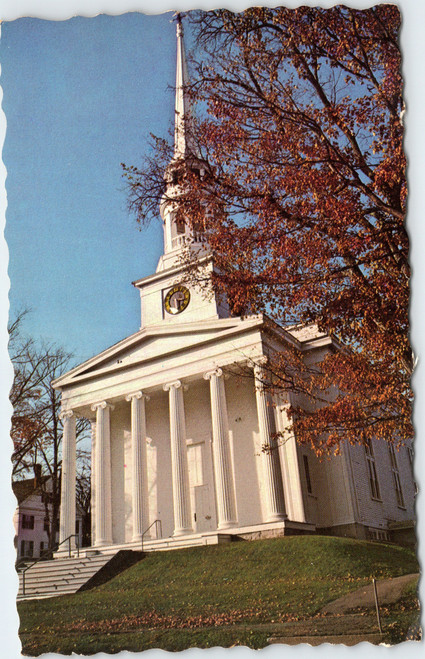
[13,468,83,562]
[52,18,416,556]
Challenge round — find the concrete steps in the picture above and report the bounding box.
[143,532,232,552]
[77,532,233,558]
[17,550,145,601]
[68,521,313,560]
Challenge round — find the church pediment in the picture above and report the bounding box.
[52,316,264,389]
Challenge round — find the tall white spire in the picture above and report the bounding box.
[174,14,198,159]
[156,14,208,272]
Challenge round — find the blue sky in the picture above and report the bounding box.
[2,2,425,377]
[2,12,187,364]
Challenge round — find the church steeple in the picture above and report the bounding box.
[134,15,231,324]
[157,14,208,272]
[174,14,199,160]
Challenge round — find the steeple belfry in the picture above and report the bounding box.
[157,14,208,272]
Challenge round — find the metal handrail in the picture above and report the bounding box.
[141,519,162,552]
[21,534,79,597]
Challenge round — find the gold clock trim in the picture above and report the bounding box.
[164,284,191,315]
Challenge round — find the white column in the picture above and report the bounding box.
[165,212,174,253]
[59,409,77,547]
[163,380,193,536]
[254,364,287,522]
[90,419,97,547]
[274,396,306,523]
[126,391,150,542]
[204,368,237,529]
[91,401,114,547]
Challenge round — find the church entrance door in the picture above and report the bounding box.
[187,441,215,533]
[194,484,214,533]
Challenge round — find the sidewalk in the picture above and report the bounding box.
[321,573,419,615]
[267,572,420,646]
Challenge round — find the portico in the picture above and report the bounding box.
[55,329,308,554]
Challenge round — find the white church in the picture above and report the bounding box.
[52,18,416,556]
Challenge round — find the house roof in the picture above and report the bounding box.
[12,476,50,505]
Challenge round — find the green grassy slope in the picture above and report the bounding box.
[18,536,419,655]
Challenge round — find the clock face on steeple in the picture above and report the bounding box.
[164,284,191,315]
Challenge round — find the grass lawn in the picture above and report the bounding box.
[18,535,419,654]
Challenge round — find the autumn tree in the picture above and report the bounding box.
[9,313,90,550]
[123,6,410,453]
[9,310,48,475]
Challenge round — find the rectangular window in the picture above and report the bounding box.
[39,542,44,554]
[365,440,381,500]
[303,455,312,495]
[388,444,405,508]
[75,520,80,535]
[393,471,405,508]
[22,514,34,530]
[367,459,381,500]
[388,443,398,470]
[406,446,418,493]
[20,540,35,558]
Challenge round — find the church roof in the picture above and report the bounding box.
[285,323,327,343]
[52,313,336,395]
[52,315,265,389]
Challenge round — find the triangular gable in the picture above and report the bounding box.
[53,316,263,388]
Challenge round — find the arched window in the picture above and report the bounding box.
[176,219,186,234]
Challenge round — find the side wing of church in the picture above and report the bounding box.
[52,18,415,555]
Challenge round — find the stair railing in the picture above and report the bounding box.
[21,534,80,597]
[141,519,162,551]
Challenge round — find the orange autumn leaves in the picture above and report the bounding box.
[124,6,410,453]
